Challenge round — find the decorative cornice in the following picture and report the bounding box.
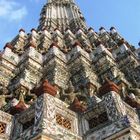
[88,27,94,31]
[118,38,125,46]
[19,28,25,33]
[31,28,37,32]
[4,43,13,50]
[69,98,87,113]
[50,42,60,48]
[35,80,57,97]
[99,78,120,97]
[99,27,105,31]
[95,40,102,47]
[25,42,36,49]
[110,27,116,31]
[73,41,82,48]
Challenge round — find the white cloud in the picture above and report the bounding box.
[10,7,27,21]
[0,0,27,21]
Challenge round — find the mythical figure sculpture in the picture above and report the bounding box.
[15,86,37,105]
[120,83,127,99]
[27,89,37,105]
[81,82,101,107]
[60,81,87,107]
[0,84,13,108]
[127,86,140,98]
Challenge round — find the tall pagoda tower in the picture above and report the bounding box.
[0,0,140,140]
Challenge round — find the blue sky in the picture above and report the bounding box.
[0,0,140,49]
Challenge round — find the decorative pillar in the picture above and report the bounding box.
[99,79,127,122]
[33,80,57,137]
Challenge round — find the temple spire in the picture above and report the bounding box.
[37,0,87,33]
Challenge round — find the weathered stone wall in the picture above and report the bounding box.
[0,110,13,140]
